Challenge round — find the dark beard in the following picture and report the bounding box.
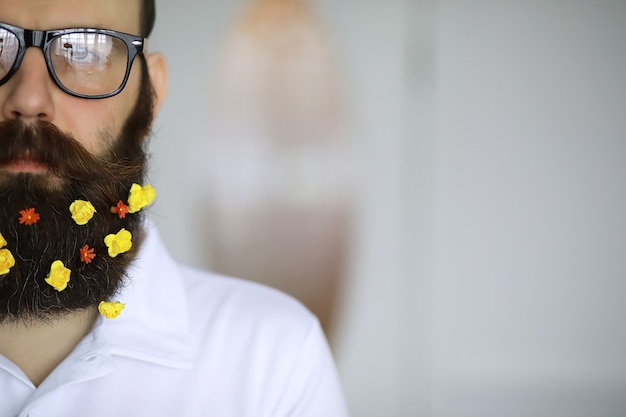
[0,60,155,323]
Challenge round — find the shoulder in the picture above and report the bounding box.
[177,265,333,398]
[122,226,349,415]
[174,265,350,416]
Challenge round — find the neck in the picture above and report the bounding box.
[0,308,98,387]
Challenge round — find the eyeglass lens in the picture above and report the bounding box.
[0,28,130,97]
[0,28,20,76]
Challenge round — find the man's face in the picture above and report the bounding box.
[0,0,144,160]
[0,0,163,322]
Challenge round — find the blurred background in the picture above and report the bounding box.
[150,1,626,416]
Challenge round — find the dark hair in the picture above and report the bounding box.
[140,0,156,37]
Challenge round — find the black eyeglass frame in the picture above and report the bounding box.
[0,22,146,99]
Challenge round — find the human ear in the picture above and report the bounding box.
[146,52,168,116]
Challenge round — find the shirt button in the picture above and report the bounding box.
[82,353,100,363]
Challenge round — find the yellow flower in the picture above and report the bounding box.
[98,301,126,319]
[45,260,71,291]
[127,183,156,213]
[104,228,133,258]
[0,233,7,248]
[0,248,15,275]
[69,200,96,225]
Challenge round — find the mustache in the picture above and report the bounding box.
[0,120,144,182]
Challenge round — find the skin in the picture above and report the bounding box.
[0,0,168,386]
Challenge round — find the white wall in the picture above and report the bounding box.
[150,1,626,416]
[429,2,626,416]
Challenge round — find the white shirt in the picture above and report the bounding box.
[0,221,349,416]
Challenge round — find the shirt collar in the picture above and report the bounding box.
[97,219,193,369]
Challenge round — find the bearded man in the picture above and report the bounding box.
[0,1,348,415]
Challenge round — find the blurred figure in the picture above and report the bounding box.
[204,0,353,337]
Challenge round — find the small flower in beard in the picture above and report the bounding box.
[79,244,96,264]
[98,301,126,319]
[127,183,156,213]
[69,200,96,225]
[45,260,71,291]
[0,250,15,276]
[111,200,129,219]
[18,208,40,225]
[0,233,14,275]
[104,228,133,258]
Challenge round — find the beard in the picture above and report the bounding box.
[0,59,155,323]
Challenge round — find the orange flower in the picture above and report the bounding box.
[79,244,96,264]
[19,208,40,225]
[111,200,129,219]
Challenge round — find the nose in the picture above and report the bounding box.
[1,48,55,123]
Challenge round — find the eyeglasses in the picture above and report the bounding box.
[0,22,145,99]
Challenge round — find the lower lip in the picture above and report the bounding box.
[1,161,49,174]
